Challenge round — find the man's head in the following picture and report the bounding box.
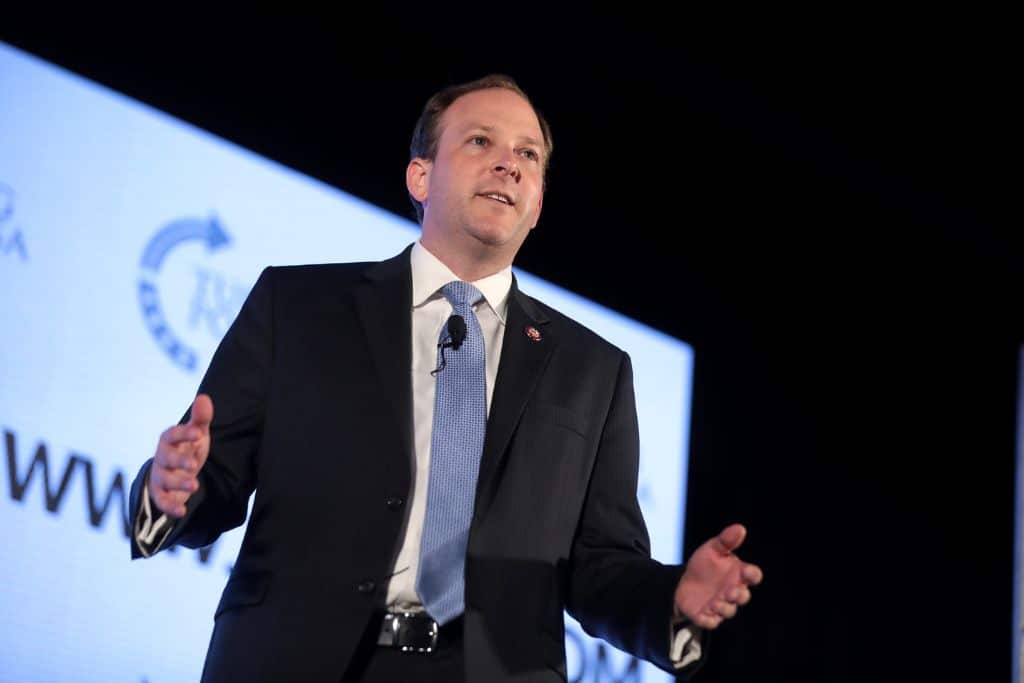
[408,75,553,224]
[406,75,553,275]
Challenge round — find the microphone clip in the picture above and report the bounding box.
[431,314,468,376]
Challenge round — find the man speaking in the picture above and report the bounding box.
[129,74,762,682]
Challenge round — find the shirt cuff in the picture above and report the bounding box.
[134,483,175,557]
[669,621,703,670]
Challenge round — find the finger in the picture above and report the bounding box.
[695,612,723,630]
[161,423,204,447]
[711,523,747,555]
[157,470,199,493]
[155,442,200,471]
[741,563,764,586]
[714,600,737,619]
[188,393,214,432]
[151,457,196,489]
[726,586,752,605]
[153,489,191,518]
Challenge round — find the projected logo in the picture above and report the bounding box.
[0,181,28,262]
[137,215,246,372]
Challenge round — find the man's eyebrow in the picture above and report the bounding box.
[465,124,543,148]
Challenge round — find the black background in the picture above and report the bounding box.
[4,15,1019,682]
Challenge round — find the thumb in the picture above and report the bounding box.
[189,393,214,433]
[712,523,747,555]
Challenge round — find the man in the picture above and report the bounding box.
[130,75,762,682]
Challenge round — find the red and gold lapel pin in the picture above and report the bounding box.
[525,326,542,342]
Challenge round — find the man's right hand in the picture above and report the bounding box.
[148,394,214,518]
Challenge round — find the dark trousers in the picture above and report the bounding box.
[342,614,466,683]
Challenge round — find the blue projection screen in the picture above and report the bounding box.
[0,41,693,682]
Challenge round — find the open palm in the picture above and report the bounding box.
[674,523,763,629]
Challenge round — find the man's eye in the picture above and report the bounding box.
[470,136,488,146]
[520,149,540,161]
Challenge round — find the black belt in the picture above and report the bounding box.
[377,610,463,654]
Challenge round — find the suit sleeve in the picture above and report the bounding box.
[128,266,275,558]
[565,352,703,678]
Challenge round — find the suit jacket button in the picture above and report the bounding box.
[358,580,376,594]
[386,496,405,510]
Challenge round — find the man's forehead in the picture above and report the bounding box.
[440,90,544,143]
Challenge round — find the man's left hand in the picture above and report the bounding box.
[674,523,763,629]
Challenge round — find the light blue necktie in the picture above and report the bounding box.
[415,281,487,625]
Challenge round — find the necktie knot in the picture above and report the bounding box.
[441,281,483,309]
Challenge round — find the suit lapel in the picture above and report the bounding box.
[352,245,415,464]
[473,277,556,521]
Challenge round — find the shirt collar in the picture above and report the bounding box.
[410,241,512,325]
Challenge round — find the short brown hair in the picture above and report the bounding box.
[408,74,554,223]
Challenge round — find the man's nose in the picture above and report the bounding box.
[492,152,520,181]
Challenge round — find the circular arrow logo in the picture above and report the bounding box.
[137,215,232,371]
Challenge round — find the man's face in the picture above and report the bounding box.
[409,88,546,267]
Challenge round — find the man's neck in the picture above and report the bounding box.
[419,236,511,283]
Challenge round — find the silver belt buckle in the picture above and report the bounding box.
[379,611,439,653]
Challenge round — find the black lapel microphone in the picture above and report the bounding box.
[432,314,467,375]
[446,314,466,350]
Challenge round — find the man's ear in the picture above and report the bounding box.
[406,158,431,203]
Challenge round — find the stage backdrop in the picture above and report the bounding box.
[0,41,693,682]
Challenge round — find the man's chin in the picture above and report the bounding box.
[464,222,524,250]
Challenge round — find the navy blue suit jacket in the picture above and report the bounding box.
[129,245,694,682]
